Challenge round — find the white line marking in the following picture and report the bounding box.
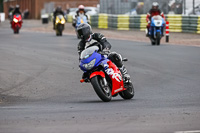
[175,130,200,133]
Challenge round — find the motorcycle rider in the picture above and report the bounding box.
[77,23,130,82]
[12,5,22,18]
[11,5,22,27]
[53,6,64,29]
[146,2,165,36]
[72,5,90,28]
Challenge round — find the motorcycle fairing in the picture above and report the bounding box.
[55,15,65,26]
[149,15,165,37]
[79,51,105,72]
[106,61,125,95]
[12,14,22,31]
[90,71,105,79]
[76,15,88,27]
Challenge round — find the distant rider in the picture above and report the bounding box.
[12,5,22,18]
[11,5,22,27]
[77,23,130,82]
[72,5,90,28]
[53,6,64,29]
[146,2,165,36]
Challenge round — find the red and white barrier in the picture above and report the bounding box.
[166,21,169,42]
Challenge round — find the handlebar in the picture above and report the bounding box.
[98,50,110,55]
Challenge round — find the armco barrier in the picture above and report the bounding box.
[140,14,147,31]
[108,15,117,29]
[67,14,200,34]
[197,16,200,34]
[117,15,129,30]
[166,15,182,32]
[98,14,108,29]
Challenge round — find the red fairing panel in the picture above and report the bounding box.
[12,15,22,30]
[90,71,105,79]
[106,61,125,95]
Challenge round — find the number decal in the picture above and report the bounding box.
[105,68,122,82]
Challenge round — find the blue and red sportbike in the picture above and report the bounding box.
[147,15,165,45]
[79,45,134,102]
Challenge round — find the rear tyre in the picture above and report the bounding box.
[119,82,134,100]
[91,76,112,102]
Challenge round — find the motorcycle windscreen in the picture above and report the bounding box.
[76,16,88,25]
[80,46,99,59]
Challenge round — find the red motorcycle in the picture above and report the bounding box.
[11,14,22,34]
[79,46,134,102]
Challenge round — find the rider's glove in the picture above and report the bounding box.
[148,20,151,24]
[103,47,110,52]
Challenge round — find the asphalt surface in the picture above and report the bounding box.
[0,21,200,133]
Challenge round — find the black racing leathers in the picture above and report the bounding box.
[78,33,123,68]
[78,33,111,56]
[12,8,21,18]
[78,33,130,81]
[53,10,64,19]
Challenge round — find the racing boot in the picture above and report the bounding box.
[146,28,150,37]
[81,72,89,83]
[53,21,56,30]
[119,65,130,83]
[161,28,164,37]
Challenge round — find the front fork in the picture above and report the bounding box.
[102,77,108,86]
[154,27,164,38]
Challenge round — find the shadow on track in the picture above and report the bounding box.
[73,98,135,104]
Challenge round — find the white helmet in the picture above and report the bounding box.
[78,5,85,10]
[152,2,159,8]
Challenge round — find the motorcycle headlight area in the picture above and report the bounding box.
[154,20,162,27]
[83,59,96,70]
[56,20,59,24]
[61,20,65,24]
[13,18,18,23]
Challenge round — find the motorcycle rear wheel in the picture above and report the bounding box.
[119,82,134,100]
[91,76,112,102]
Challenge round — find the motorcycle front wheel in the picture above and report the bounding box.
[14,26,19,34]
[156,32,161,45]
[91,76,112,102]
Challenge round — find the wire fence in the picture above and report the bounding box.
[99,0,200,15]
